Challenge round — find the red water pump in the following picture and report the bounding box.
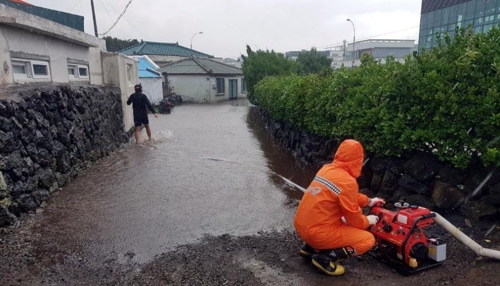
[368,202,446,275]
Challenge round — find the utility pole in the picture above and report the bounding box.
[90,0,98,37]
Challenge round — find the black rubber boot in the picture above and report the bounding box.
[299,243,315,258]
[311,248,351,276]
[311,253,345,276]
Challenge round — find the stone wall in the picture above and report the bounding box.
[0,85,130,227]
[258,108,500,221]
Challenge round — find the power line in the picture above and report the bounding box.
[98,0,113,21]
[77,0,85,14]
[97,0,125,38]
[103,0,150,40]
[358,25,420,41]
[320,25,420,50]
[100,0,134,36]
[68,0,84,13]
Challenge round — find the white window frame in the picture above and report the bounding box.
[31,60,51,79]
[11,58,51,82]
[78,65,89,79]
[12,60,30,81]
[68,65,78,80]
[68,64,90,81]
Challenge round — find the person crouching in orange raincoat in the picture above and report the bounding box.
[294,139,385,276]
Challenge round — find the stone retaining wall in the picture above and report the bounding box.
[258,108,500,221]
[0,85,130,226]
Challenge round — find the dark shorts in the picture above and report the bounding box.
[134,115,149,127]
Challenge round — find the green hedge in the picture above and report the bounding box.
[254,28,500,169]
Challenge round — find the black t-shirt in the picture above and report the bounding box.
[126,92,156,118]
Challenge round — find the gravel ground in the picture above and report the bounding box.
[1,210,499,286]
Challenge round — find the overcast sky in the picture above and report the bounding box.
[29,0,422,58]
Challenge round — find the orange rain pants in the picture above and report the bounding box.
[294,140,375,256]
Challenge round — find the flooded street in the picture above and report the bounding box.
[32,100,315,264]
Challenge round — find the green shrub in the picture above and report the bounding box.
[254,27,500,169]
[241,46,298,105]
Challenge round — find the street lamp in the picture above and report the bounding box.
[346,19,356,67]
[190,32,203,50]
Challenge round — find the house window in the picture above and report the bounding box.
[79,66,88,77]
[241,79,246,92]
[68,64,89,80]
[68,66,76,78]
[216,78,225,93]
[12,61,29,80]
[12,59,51,82]
[32,62,49,78]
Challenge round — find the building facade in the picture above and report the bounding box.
[0,0,84,31]
[285,50,332,61]
[0,2,140,131]
[334,39,417,68]
[419,0,500,50]
[0,3,103,86]
[159,58,246,103]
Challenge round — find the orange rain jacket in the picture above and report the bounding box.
[294,140,371,250]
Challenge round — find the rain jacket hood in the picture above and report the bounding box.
[332,139,364,178]
[294,139,372,251]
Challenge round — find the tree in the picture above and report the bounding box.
[296,48,333,75]
[241,45,298,105]
[103,36,139,52]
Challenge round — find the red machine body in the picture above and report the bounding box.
[368,204,443,274]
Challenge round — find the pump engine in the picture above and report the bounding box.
[368,202,446,275]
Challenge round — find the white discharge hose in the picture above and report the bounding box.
[432,212,500,260]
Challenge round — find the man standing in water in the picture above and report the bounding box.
[127,83,158,144]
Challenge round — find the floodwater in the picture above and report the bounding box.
[34,99,317,264]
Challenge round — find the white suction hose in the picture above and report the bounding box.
[432,212,500,260]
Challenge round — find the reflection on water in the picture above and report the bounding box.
[246,106,317,205]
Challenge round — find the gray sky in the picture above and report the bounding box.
[29,0,422,58]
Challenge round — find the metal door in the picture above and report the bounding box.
[229,79,238,100]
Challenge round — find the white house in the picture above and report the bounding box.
[0,1,139,131]
[159,58,246,103]
[0,2,104,86]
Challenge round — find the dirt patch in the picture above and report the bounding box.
[1,213,499,286]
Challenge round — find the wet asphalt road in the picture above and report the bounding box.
[33,100,316,264]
